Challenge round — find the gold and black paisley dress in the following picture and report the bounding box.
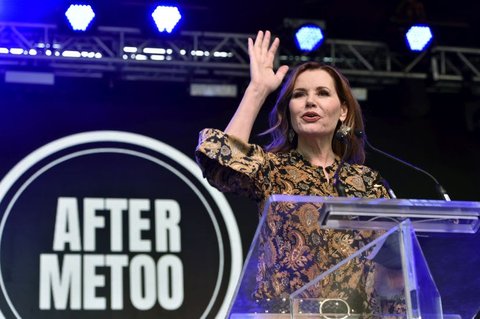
[195,128,402,315]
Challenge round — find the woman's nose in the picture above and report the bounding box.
[306,93,316,107]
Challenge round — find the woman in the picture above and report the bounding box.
[195,31,392,314]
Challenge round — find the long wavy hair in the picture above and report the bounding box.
[263,62,366,164]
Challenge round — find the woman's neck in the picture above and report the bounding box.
[296,137,336,168]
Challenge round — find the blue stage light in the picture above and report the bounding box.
[294,24,324,52]
[65,4,96,31]
[405,25,433,52]
[151,5,182,33]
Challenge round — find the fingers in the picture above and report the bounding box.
[247,37,254,58]
[253,30,264,51]
[275,65,289,81]
[250,30,281,65]
[252,30,278,54]
[261,30,271,56]
[266,37,280,63]
[248,30,287,92]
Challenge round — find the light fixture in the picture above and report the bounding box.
[294,24,324,52]
[151,5,182,33]
[405,24,433,52]
[65,4,96,31]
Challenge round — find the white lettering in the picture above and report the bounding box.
[53,198,81,251]
[129,199,151,252]
[39,254,81,310]
[45,197,184,311]
[105,255,129,310]
[155,200,181,252]
[130,254,156,310]
[83,198,105,251]
[39,254,183,310]
[157,254,184,310]
[105,198,127,252]
[83,255,106,309]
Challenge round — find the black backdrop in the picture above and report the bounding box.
[0,77,479,318]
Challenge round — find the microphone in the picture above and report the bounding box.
[355,130,451,201]
[332,126,351,197]
[379,176,397,199]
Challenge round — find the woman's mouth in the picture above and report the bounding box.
[301,112,321,122]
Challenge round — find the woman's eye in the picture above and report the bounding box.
[318,90,330,96]
[292,91,305,98]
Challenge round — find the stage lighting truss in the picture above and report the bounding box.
[0,21,479,89]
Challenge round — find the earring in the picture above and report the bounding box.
[288,129,296,143]
[336,121,352,141]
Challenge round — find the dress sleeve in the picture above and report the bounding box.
[195,128,266,201]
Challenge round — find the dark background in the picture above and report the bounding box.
[1,0,480,318]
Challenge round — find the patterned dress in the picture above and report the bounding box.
[195,128,396,315]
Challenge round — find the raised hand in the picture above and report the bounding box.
[248,30,289,96]
[224,30,289,142]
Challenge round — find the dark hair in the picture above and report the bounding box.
[263,62,366,164]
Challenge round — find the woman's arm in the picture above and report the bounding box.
[224,30,289,143]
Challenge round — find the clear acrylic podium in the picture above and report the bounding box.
[227,195,480,319]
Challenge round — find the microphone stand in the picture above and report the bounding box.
[379,177,398,199]
[356,130,451,201]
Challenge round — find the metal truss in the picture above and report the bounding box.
[1,21,480,88]
[0,22,252,83]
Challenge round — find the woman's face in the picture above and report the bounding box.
[288,69,347,142]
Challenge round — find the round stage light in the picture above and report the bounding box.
[294,24,324,52]
[151,5,182,33]
[405,24,433,52]
[65,4,96,31]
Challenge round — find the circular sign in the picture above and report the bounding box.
[0,131,242,318]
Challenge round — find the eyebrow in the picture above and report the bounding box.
[292,86,331,91]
